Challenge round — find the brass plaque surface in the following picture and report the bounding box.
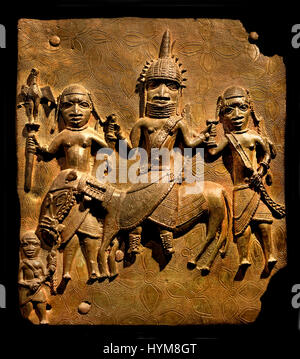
[16,17,286,325]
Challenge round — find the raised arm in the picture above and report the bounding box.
[177,121,211,148]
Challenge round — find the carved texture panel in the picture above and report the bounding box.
[16,18,286,325]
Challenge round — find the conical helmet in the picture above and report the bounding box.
[137,30,187,88]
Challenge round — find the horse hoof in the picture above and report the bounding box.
[239,260,251,269]
[87,273,99,284]
[109,272,119,281]
[198,266,210,275]
[91,270,100,279]
[260,257,277,278]
[63,273,71,281]
[98,273,109,282]
[268,256,277,265]
[187,260,197,270]
[219,249,226,258]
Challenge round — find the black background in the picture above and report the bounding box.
[0,1,299,357]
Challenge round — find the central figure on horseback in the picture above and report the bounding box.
[126,29,211,256]
[95,30,232,279]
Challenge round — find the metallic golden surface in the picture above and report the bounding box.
[16,18,286,325]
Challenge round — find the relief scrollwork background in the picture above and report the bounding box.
[16,17,286,325]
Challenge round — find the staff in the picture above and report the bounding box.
[17,68,55,192]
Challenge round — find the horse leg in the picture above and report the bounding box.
[108,238,119,278]
[198,233,222,274]
[62,234,79,280]
[80,234,101,281]
[98,240,111,280]
[188,217,222,268]
[199,192,231,273]
[98,212,119,280]
[188,196,225,269]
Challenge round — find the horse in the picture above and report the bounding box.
[92,179,232,279]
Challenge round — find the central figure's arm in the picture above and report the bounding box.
[130,120,144,148]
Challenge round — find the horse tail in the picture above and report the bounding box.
[200,187,232,272]
[219,190,232,257]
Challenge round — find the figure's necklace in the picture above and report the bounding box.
[146,102,176,118]
[233,129,248,134]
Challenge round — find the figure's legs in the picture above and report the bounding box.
[20,302,33,320]
[35,302,48,324]
[63,234,80,280]
[255,222,277,270]
[236,225,252,268]
[159,229,175,255]
[80,235,101,280]
[128,226,143,254]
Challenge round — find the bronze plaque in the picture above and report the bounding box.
[16,17,286,325]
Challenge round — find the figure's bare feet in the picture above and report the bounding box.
[40,319,49,325]
[198,265,210,275]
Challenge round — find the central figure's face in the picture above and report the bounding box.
[146,79,180,106]
[60,93,92,128]
[221,97,251,132]
[22,239,40,258]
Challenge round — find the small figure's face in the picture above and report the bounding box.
[60,94,92,128]
[21,239,40,259]
[108,114,117,124]
[146,79,180,106]
[221,97,251,132]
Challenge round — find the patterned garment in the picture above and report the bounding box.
[149,182,207,230]
[233,185,273,236]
